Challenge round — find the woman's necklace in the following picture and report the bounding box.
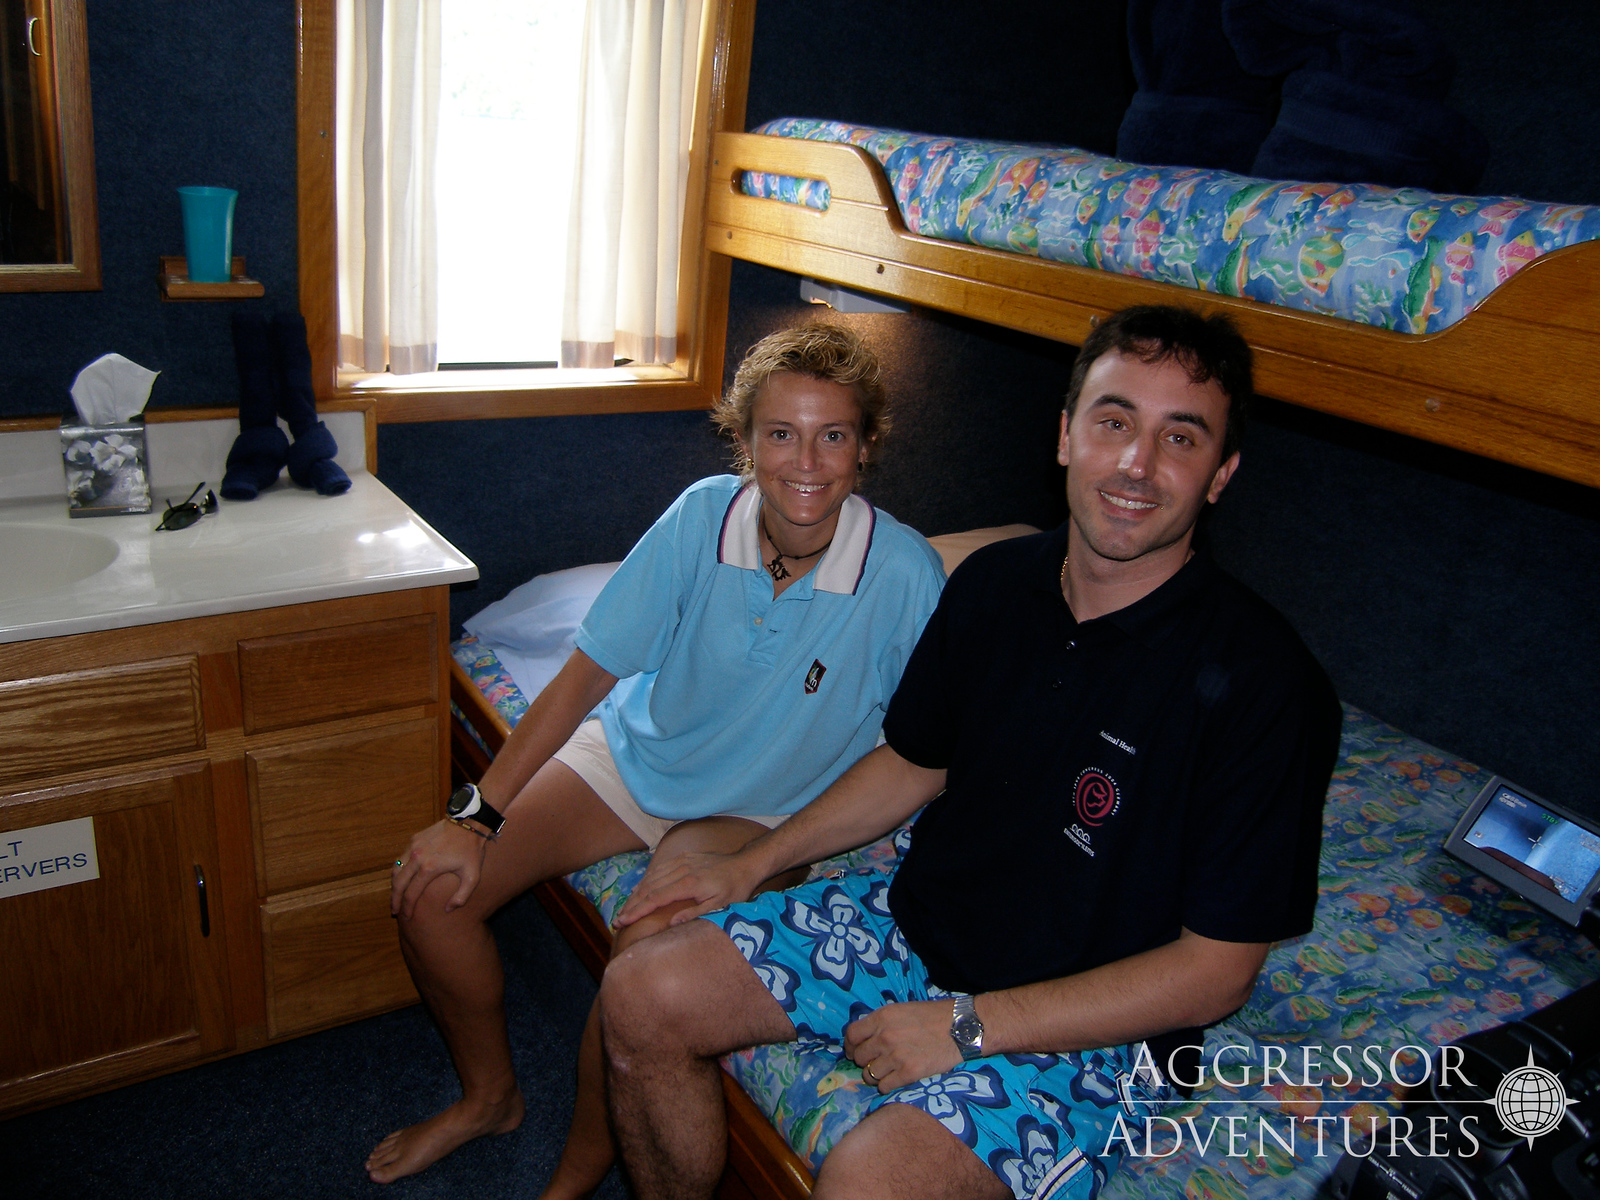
[1059,552,1070,597]
[761,513,832,582]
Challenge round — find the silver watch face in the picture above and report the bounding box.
[952,1011,983,1050]
[447,784,478,818]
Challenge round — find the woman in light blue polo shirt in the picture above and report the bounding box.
[372,324,946,1192]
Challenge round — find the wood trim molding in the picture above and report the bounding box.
[0,399,379,474]
[294,0,753,422]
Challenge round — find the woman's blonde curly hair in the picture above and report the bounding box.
[712,322,892,475]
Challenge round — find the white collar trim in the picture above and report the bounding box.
[717,482,876,595]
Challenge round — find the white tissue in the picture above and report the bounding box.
[70,353,160,425]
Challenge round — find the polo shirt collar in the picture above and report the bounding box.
[1032,519,1216,647]
[717,482,877,595]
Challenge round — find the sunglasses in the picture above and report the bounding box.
[155,482,219,531]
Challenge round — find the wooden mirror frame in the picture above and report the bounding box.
[0,0,100,292]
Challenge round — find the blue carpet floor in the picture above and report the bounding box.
[1,891,631,1199]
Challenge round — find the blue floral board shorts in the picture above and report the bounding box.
[703,870,1174,1200]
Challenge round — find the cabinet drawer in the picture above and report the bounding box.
[248,718,439,894]
[261,872,417,1039]
[0,658,202,787]
[238,615,438,733]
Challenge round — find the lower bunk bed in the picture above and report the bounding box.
[448,619,1599,1199]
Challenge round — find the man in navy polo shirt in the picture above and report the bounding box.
[602,305,1342,1200]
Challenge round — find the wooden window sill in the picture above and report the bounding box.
[333,364,716,422]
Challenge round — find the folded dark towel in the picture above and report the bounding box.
[271,312,351,496]
[222,424,291,502]
[283,422,350,495]
[1117,0,1279,173]
[1252,68,1490,193]
[1118,0,1489,191]
[1223,0,1453,94]
[221,313,288,501]
[1225,0,1488,191]
[1118,91,1277,175]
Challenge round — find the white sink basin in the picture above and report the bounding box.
[0,524,120,603]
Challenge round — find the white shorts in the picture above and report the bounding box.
[551,719,790,851]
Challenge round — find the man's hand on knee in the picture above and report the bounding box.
[391,819,489,920]
[844,999,963,1093]
[615,849,767,929]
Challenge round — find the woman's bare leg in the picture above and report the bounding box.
[366,759,647,1184]
[539,816,809,1200]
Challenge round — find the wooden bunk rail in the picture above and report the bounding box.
[709,132,1600,489]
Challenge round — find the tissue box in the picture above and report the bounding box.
[61,418,152,516]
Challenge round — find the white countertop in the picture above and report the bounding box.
[0,471,478,644]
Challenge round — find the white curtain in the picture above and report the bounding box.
[337,0,441,374]
[561,0,703,368]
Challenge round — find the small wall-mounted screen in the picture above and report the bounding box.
[1447,777,1600,926]
[1463,787,1600,903]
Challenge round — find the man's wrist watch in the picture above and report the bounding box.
[447,782,505,838]
[950,994,985,1060]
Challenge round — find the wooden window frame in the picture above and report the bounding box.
[294,0,754,424]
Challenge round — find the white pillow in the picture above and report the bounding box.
[924,524,1041,576]
[463,561,621,703]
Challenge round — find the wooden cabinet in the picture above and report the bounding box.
[0,587,450,1117]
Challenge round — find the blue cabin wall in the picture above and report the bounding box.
[0,2,1596,818]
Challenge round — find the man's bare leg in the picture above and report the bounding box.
[601,917,797,1199]
[813,1105,1010,1200]
[541,818,807,1200]
[365,759,646,1183]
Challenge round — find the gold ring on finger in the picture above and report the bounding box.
[863,1062,879,1085]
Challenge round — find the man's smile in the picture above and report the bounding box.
[1099,490,1159,512]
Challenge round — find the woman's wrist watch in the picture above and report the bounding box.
[447,782,505,838]
[950,995,985,1060]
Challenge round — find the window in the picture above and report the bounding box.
[434,2,582,367]
[295,0,754,422]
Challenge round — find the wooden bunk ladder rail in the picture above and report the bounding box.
[445,662,817,1198]
[708,131,1600,490]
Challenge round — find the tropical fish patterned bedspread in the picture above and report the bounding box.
[451,636,1599,1197]
[740,116,1600,335]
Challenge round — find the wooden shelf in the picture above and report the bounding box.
[159,255,264,301]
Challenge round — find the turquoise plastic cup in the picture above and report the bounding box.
[177,186,238,283]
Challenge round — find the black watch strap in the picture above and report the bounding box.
[448,783,505,836]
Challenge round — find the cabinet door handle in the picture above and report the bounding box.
[194,865,210,937]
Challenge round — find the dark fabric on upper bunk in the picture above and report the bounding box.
[1118,0,1278,174]
[1226,0,1490,192]
[1120,0,1489,193]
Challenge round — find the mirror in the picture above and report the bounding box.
[0,0,97,290]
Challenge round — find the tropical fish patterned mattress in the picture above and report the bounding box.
[451,635,1599,1197]
[739,117,1600,336]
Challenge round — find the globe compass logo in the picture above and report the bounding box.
[1493,1048,1578,1149]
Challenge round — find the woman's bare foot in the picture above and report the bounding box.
[536,1144,614,1200]
[366,1089,525,1183]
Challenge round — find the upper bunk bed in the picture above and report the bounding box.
[705,118,1600,490]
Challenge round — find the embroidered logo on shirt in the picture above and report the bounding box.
[1099,730,1136,755]
[1073,767,1121,827]
[804,659,827,694]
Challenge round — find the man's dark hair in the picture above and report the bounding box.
[1063,306,1253,462]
